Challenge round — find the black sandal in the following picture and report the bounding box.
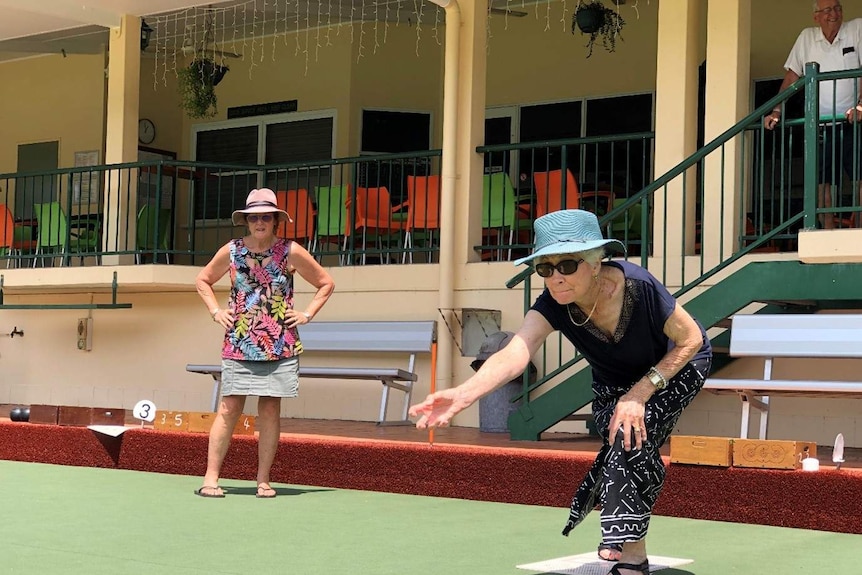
[597,543,623,561]
[608,560,649,575]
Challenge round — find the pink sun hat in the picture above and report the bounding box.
[231,188,290,225]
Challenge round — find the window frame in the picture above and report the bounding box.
[190,108,337,224]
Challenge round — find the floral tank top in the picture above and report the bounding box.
[221,238,303,361]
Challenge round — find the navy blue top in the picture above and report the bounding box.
[531,261,711,388]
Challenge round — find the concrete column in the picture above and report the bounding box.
[103,14,141,264]
[703,0,751,268]
[653,0,702,260]
[450,1,487,266]
[435,0,487,392]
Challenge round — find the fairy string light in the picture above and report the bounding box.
[326,0,333,46]
[357,0,367,62]
[414,0,424,57]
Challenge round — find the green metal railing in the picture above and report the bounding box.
[0,151,442,267]
[504,62,862,427]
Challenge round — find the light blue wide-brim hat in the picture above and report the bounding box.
[513,209,626,266]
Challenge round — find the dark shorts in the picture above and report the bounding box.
[819,123,862,185]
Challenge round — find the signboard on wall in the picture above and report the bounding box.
[227,100,298,119]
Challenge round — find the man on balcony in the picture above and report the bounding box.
[764,0,862,229]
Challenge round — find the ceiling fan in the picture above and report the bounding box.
[489,7,529,18]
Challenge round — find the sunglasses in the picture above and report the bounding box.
[246,214,274,223]
[534,259,585,278]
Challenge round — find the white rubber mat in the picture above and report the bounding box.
[517,553,693,575]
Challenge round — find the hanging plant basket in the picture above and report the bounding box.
[572,1,626,58]
[177,58,229,119]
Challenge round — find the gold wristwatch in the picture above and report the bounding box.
[646,366,667,390]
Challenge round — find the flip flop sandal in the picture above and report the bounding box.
[194,486,225,498]
[608,560,650,575]
[256,486,277,499]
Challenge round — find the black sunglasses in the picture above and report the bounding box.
[534,259,584,278]
[246,214,274,223]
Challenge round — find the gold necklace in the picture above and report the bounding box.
[567,297,599,327]
[567,276,602,327]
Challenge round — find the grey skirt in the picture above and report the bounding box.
[221,357,300,398]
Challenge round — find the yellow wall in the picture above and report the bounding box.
[485,4,659,105]
[0,54,105,176]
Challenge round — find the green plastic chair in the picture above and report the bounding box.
[312,184,350,264]
[33,202,101,267]
[136,205,172,264]
[609,197,643,254]
[481,173,531,261]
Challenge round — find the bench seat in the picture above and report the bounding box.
[187,320,436,425]
[704,313,862,439]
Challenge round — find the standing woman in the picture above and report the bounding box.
[194,188,335,498]
[409,210,711,575]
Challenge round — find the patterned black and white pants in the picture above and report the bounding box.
[561,360,709,546]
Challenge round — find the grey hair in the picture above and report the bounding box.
[579,247,607,264]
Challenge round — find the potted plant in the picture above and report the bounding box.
[572,1,626,57]
[177,58,229,119]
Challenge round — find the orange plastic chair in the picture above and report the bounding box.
[0,204,13,267]
[276,189,315,246]
[349,186,405,264]
[533,168,580,217]
[402,175,441,263]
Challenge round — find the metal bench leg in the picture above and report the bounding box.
[378,383,391,425]
[740,397,750,439]
[210,373,222,412]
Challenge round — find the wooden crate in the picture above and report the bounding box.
[670,435,733,467]
[58,406,126,426]
[187,411,256,436]
[732,439,817,470]
[28,404,59,425]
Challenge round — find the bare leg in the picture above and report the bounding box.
[819,183,835,229]
[255,395,282,496]
[200,394,246,495]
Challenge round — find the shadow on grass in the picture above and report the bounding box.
[220,485,335,497]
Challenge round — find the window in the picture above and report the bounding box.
[192,112,335,220]
[360,110,431,153]
[359,110,432,204]
[584,93,654,194]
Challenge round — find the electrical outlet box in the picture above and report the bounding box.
[77,318,93,351]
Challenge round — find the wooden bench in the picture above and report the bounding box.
[704,314,862,439]
[187,320,436,425]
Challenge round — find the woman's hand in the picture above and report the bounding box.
[409,389,472,429]
[608,391,647,451]
[286,309,311,328]
[212,308,234,330]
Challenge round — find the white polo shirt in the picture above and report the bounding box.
[785,18,862,116]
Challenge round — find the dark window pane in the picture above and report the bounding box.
[196,126,258,165]
[361,110,431,153]
[520,101,583,176]
[266,117,334,164]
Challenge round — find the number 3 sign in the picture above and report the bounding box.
[133,399,157,423]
